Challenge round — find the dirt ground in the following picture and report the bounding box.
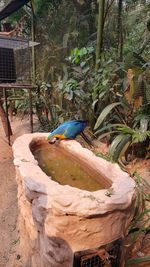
[0,116,39,267]
[0,116,150,267]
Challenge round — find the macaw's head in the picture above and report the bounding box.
[81,120,88,129]
[48,133,52,140]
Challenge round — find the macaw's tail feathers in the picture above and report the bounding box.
[80,132,94,147]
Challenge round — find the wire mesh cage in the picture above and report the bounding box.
[73,239,122,267]
[0,35,31,84]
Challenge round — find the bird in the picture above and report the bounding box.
[48,120,93,146]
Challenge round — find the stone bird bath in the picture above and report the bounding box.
[13,133,136,267]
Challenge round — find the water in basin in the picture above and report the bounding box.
[33,143,106,191]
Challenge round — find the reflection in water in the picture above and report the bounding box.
[33,143,104,192]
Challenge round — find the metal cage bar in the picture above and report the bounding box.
[0,35,31,84]
[73,239,122,267]
[0,84,37,145]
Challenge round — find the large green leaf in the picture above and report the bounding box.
[127,256,150,266]
[97,131,119,141]
[95,123,125,136]
[92,99,98,111]
[99,91,107,100]
[109,134,132,162]
[109,134,126,157]
[130,209,150,229]
[94,102,122,130]
[117,126,134,135]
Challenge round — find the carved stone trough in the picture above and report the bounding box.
[13,133,136,267]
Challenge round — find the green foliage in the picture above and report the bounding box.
[7,89,36,116]
[109,133,132,162]
[134,102,150,125]
[96,119,150,162]
[35,82,66,130]
[69,47,95,65]
[59,47,124,124]
[94,102,122,130]
[127,257,150,266]
[118,126,150,144]
[124,4,150,63]
[94,62,150,162]
[62,78,79,101]
[35,0,62,15]
[126,173,150,266]
[5,0,150,148]
[95,152,111,162]
[127,172,150,258]
[58,46,95,121]
[108,125,150,162]
[94,97,150,162]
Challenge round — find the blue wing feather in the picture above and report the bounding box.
[48,120,87,139]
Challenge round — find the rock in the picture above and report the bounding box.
[13,133,136,267]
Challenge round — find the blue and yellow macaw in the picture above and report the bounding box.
[48,120,92,145]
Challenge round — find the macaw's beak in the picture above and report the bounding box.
[48,137,57,144]
[48,134,57,144]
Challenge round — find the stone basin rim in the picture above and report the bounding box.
[13,133,136,217]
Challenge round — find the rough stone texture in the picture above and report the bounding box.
[13,133,136,267]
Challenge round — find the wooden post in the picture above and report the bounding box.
[9,100,14,122]
[0,85,36,144]
[3,88,12,145]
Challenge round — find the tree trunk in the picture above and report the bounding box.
[117,0,123,61]
[31,0,36,84]
[95,0,105,70]
[0,99,12,136]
